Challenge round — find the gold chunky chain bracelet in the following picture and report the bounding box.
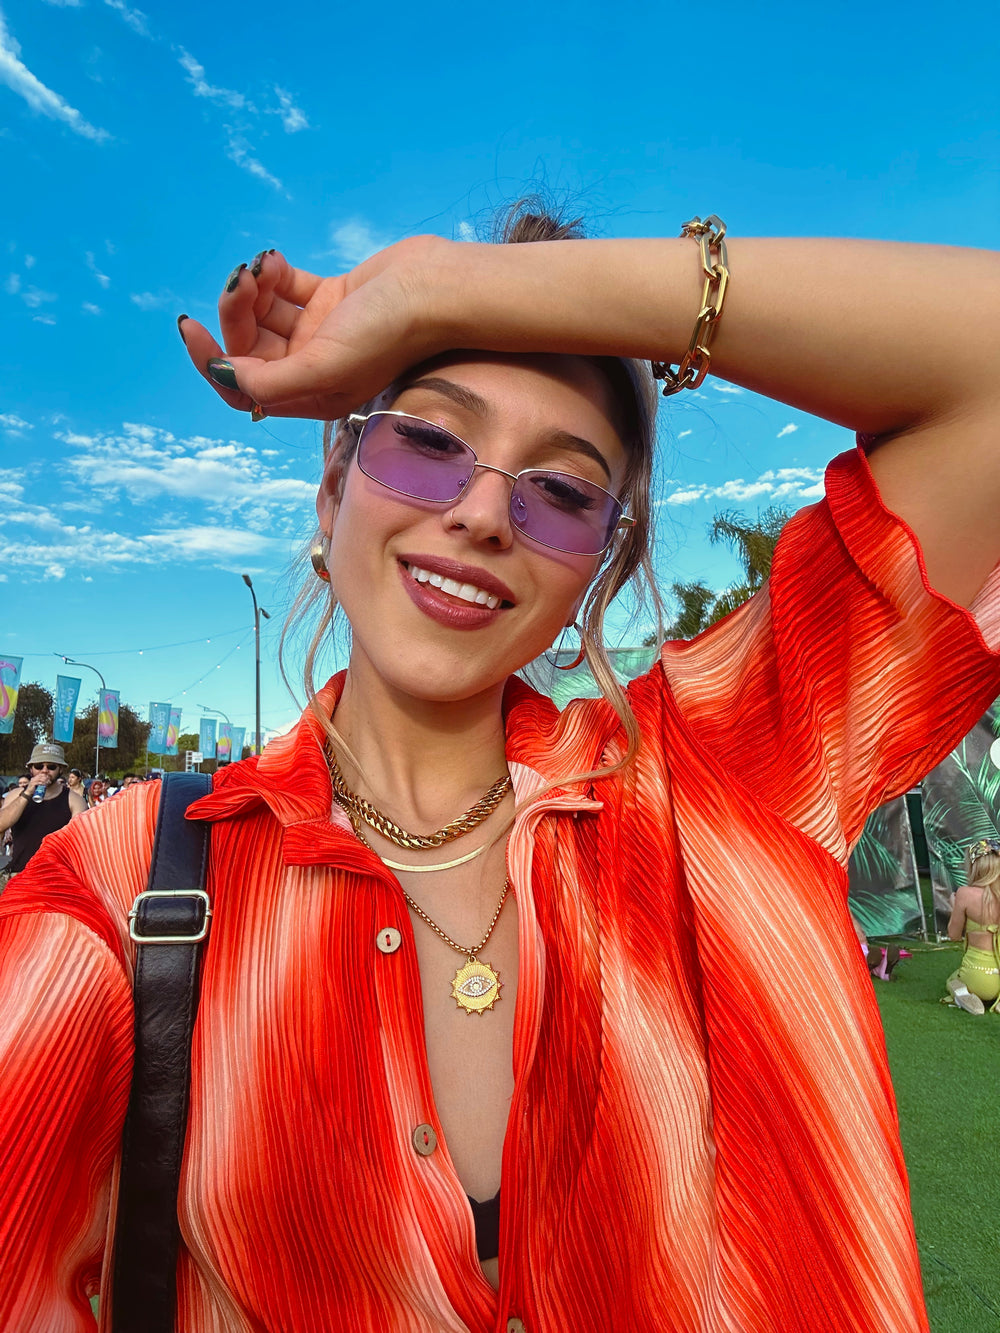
[651,214,729,396]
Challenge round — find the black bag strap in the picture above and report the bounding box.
[111,771,212,1333]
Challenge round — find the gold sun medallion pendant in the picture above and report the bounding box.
[451,956,502,1015]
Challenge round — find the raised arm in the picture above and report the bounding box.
[180,232,1000,606]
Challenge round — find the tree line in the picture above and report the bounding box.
[0,685,246,777]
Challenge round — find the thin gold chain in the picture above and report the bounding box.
[326,745,511,850]
[405,878,510,958]
[346,808,509,956]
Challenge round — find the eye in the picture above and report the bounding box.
[392,419,466,459]
[528,472,598,513]
[456,974,497,999]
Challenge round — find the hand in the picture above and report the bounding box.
[26,773,49,796]
[180,236,463,421]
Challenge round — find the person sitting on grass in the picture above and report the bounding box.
[944,838,1000,1015]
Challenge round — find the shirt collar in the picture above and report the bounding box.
[186,671,617,850]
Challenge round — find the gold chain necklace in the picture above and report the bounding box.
[406,876,510,1016]
[326,746,511,850]
[343,804,509,1015]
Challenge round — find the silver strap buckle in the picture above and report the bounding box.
[128,889,212,944]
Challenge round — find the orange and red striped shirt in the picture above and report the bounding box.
[3,445,1000,1331]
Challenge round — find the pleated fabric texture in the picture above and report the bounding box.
[3,444,1000,1333]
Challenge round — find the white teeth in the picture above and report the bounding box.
[406,564,503,609]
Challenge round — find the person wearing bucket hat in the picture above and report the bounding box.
[0,742,86,890]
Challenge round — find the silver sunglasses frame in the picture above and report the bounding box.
[346,411,635,556]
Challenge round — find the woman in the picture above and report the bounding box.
[944,839,1000,1014]
[66,768,86,799]
[2,208,1000,1332]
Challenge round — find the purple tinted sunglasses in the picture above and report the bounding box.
[347,411,634,557]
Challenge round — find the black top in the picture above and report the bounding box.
[467,1188,501,1261]
[8,784,73,874]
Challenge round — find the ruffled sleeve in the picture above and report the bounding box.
[659,444,1000,861]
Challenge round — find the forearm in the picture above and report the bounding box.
[448,235,1000,436]
[0,796,27,835]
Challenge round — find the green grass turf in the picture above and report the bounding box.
[874,941,1000,1332]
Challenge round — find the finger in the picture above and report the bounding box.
[267,252,326,307]
[178,316,254,412]
[218,264,266,359]
[254,292,302,342]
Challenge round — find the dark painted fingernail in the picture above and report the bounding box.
[250,402,267,423]
[224,263,247,294]
[250,250,267,278]
[176,314,189,344]
[207,358,240,391]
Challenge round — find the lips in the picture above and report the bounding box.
[397,555,515,630]
[398,555,516,606]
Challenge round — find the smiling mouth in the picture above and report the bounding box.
[401,562,513,610]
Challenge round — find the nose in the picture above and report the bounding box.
[442,463,516,547]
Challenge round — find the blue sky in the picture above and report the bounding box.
[2,0,997,742]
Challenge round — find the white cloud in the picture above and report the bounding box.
[0,12,110,141]
[224,128,284,193]
[41,0,82,6]
[86,250,111,287]
[104,0,150,36]
[33,314,56,325]
[274,86,307,132]
[658,465,825,508]
[327,218,393,267]
[712,383,743,395]
[60,424,316,514]
[456,220,476,242]
[3,272,20,295]
[177,48,249,110]
[23,253,35,268]
[82,301,102,314]
[0,413,32,432]
[677,429,692,439]
[130,291,174,311]
[21,286,57,308]
[776,423,798,438]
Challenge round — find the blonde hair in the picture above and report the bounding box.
[964,846,1000,924]
[279,202,664,787]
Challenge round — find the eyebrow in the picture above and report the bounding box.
[403,375,614,484]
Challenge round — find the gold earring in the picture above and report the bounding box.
[544,622,586,671]
[310,542,331,582]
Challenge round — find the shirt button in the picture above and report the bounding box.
[412,1123,437,1156]
[376,927,402,954]
[506,1319,526,1333]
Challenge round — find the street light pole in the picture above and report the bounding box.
[242,574,271,756]
[56,654,106,779]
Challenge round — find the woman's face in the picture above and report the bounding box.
[67,771,82,790]
[90,779,106,799]
[316,353,629,706]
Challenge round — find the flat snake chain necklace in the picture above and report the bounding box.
[326,746,511,1014]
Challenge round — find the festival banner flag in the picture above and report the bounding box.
[230,726,246,762]
[0,656,24,735]
[98,689,119,749]
[166,708,182,756]
[199,716,217,760]
[52,675,82,744]
[148,702,171,755]
[216,723,232,763]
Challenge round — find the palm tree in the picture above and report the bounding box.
[650,505,792,643]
